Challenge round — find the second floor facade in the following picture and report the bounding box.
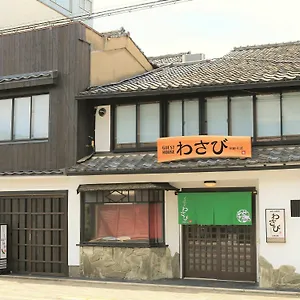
[92,90,300,153]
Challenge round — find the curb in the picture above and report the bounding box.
[1,275,300,297]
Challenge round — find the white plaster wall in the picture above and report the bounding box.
[0,0,63,29]
[165,191,179,256]
[95,105,111,152]
[258,171,300,272]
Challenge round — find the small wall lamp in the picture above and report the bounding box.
[204,180,217,187]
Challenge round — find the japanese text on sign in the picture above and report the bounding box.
[265,209,286,243]
[157,135,252,163]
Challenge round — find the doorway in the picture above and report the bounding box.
[181,190,256,281]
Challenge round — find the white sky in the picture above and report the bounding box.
[93,0,300,59]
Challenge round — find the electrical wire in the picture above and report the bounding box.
[0,0,193,35]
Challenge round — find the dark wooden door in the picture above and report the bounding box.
[0,192,68,276]
[183,224,256,281]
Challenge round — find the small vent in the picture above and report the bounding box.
[291,200,300,217]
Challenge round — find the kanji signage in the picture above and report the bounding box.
[157,135,252,163]
[265,209,286,243]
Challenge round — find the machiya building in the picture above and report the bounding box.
[1,37,300,290]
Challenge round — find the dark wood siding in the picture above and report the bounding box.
[0,23,90,172]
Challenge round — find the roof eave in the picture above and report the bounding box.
[66,163,300,176]
[76,79,300,101]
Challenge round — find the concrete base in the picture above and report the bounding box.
[80,246,180,280]
[69,266,80,278]
[259,256,300,289]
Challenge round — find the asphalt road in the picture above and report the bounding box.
[0,277,299,300]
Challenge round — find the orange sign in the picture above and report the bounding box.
[157,135,252,163]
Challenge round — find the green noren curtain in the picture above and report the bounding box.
[178,192,252,226]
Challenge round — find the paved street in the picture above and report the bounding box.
[0,277,299,300]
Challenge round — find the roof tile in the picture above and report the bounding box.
[82,41,300,97]
[67,145,300,175]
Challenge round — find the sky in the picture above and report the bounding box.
[93,0,300,59]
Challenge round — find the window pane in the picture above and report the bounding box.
[207,97,228,135]
[96,204,149,241]
[55,0,71,10]
[168,101,182,136]
[0,99,12,141]
[140,103,160,143]
[116,105,136,144]
[257,94,280,138]
[231,96,253,136]
[282,92,300,136]
[31,94,50,139]
[14,97,30,140]
[184,100,199,136]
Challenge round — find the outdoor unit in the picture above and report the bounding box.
[182,53,206,63]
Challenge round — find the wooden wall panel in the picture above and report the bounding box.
[0,23,90,172]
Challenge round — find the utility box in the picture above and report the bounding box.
[0,224,8,274]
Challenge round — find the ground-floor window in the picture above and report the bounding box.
[81,189,164,246]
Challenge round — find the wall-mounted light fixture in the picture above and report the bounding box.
[204,180,217,187]
[98,107,107,117]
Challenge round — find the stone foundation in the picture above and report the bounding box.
[259,256,300,289]
[80,246,180,280]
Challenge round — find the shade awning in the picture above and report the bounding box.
[178,191,252,226]
[77,182,178,193]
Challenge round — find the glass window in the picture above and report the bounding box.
[13,97,31,140]
[0,99,12,141]
[168,101,182,136]
[140,103,160,143]
[256,94,280,138]
[51,0,71,11]
[207,97,228,135]
[115,103,160,148]
[231,96,253,136]
[31,95,50,139]
[0,94,50,142]
[168,99,199,137]
[82,189,164,245]
[116,105,136,145]
[282,92,300,137]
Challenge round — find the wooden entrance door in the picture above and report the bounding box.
[0,192,68,276]
[183,224,256,281]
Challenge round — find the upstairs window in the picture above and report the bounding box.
[168,99,199,136]
[282,92,300,139]
[80,0,92,12]
[206,97,228,135]
[0,94,50,142]
[115,103,160,149]
[256,94,281,140]
[230,96,253,137]
[51,0,71,11]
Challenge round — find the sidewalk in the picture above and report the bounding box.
[1,275,300,299]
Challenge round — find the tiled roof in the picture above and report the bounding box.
[0,70,57,84]
[99,27,129,38]
[67,145,300,175]
[149,51,190,66]
[0,169,64,176]
[81,41,300,97]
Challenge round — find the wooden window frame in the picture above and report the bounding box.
[0,93,50,144]
[80,189,166,248]
[113,102,161,152]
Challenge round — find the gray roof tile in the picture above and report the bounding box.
[0,70,57,84]
[66,145,300,175]
[0,169,64,176]
[149,51,190,66]
[82,41,300,97]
